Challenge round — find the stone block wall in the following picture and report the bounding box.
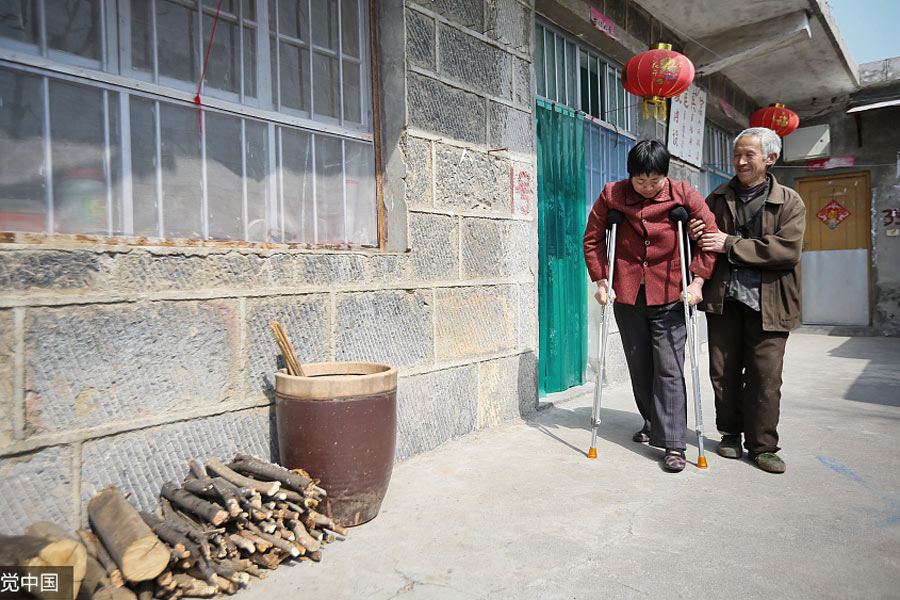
[0,0,539,534]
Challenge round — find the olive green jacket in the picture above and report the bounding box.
[699,174,806,332]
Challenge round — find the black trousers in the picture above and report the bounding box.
[614,287,687,450]
[706,300,788,457]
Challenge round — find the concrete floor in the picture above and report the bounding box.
[236,332,900,599]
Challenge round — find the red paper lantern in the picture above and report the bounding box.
[749,103,799,137]
[622,43,695,121]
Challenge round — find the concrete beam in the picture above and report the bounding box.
[684,10,811,77]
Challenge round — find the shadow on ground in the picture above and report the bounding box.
[825,337,900,407]
[524,400,719,470]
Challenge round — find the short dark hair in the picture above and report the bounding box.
[627,139,670,178]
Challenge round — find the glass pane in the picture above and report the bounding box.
[107,92,123,234]
[131,0,153,72]
[45,0,102,59]
[614,71,625,127]
[0,0,39,45]
[534,26,544,98]
[206,112,243,240]
[579,51,587,113]
[204,0,236,12]
[50,80,106,234]
[159,103,202,238]
[204,14,240,93]
[279,41,310,112]
[270,35,277,106]
[278,0,308,41]
[243,26,256,97]
[280,127,313,243]
[0,69,45,232]
[588,55,598,117]
[340,0,358,58]
[343,139,375,245]
[544,33,555,102]
[314,134,342,244]
[242,0,254,21]
[311,0,337,50]
[158,0,200,83]
[245,120,270,241]
[566,41,576,107]
[342,59,360,123]
[555,35,564,105]
[312,51,339,119]
[129,97,159,236]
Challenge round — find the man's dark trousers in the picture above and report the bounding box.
[707,300,788,456]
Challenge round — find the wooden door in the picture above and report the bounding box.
[796,172,871,325]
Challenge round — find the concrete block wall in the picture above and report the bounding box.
[0,0,539,534]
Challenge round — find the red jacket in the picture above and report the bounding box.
[583,178,718,306]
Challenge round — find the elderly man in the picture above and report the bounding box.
[689,127,806,473]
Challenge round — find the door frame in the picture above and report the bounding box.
[795,170,872,325]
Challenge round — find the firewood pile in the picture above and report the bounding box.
[1,454,346,600]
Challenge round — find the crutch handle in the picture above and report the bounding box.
[607,209,625,228]
[668,205,689,224]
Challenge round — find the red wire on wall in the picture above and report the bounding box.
[194,0,224,132]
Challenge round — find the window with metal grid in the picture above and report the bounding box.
[0,0,376,245]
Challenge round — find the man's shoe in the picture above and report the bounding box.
[632,430,650,443]
[755,452,786,473]
[717,434,743,459]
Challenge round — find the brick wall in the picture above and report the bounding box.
[0,0,539,533]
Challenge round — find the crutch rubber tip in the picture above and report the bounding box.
[587,447,598,459]
[697,456,708,469]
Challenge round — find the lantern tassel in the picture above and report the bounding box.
[641,97,667,121]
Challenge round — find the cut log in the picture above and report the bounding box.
[77,529,124,588]
[304,508,348,536]
[237,497,271,521]
[228,456,313,494]
[205,458,280,497]
[24,522,89,598]
[87,485,170,582]
[139,513,202,562]
[187,460,207,481]
[160,483,229,527]
[135,581,154,600]
[0,534,87,600]
[227,534,255,554]
[92,585,138,600]
[159,499,203,534]
[181,478,216,497]
[286,520,320,553]
[211,478,242,518]
[242,523,300,558]
[247,552,280,570]
[172,574,218,598]
[235,531,271,553]
[76,554,109,600]
[184,560,217,587]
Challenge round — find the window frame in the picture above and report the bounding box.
[535,20,637,135]
[0,0,381,248]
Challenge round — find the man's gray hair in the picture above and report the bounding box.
[735,127,781,159]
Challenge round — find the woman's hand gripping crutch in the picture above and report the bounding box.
[588,209,624,459]
[669,206,708,469]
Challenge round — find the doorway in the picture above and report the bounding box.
[796,172,871,325]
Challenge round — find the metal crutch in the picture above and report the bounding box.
[669,206,708,469]
[588,209,624,459]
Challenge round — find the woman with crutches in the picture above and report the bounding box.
[583,140,719,472]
